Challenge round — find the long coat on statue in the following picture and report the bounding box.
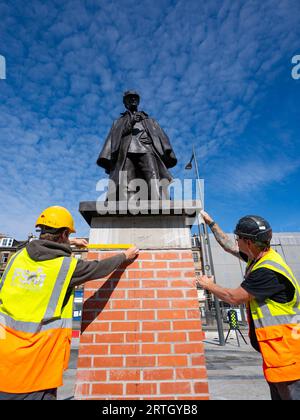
[96,111,177,197]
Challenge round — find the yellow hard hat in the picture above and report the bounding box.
[35,206,76,233]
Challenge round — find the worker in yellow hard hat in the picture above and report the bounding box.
[35,205,76,233]
[0,205,139,400]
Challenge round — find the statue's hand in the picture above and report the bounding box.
[133,112,144,123]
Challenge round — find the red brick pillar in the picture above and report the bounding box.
[74,248,209,400]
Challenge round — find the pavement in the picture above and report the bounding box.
[57,330,270,401]
[203,330,270,400]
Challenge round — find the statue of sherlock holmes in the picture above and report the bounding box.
[96,91,177,201]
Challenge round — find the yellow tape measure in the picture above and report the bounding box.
[87,244,134,249]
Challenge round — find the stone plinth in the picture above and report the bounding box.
[74,201,209,400]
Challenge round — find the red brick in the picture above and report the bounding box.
[83,299,111,310]
[142,343,171,354]
[180,251,193,259]
[111,322,140,331]
[98,311,125,321]
[142,280,168,288]
[80,334,94,343]
[130,270,154,279]
[77,370,106,382]
[114,280,140,288]
[158,332,187,342]
[171,299,199,309]
[111,300,141,309]
[143,321,171,331]
[109,369,140,381]
[84,279,113,288]
[173,320,202,330]
[170,280,194,288]
[186,309,201,319]
[194,382,209,394]
[83,290,98,299]
[126,383,157,395]
[188,331,206,341]
[157,355,187,367]
[175,343,204,354]
[119,260,140,269]
[81,311,97,322]
[126,332,154,342]
[160,382,191,395]
[183,271,197,278]
[156,270,182,278]
[141,261,168,269]
[110,344,139,355]
[143,369,174,381]
[93,357,123,368]
[77,356,92,368]
[157,290,184,298]
[99,289,126,299]
[80,344,109,355]
[92,383,123,395]
[155,253,179,260]
[142,300,169,309]
[127,310,155,320]
[185,289,198,298]
[175,368,207,380]
[158,310,185,320]
[80,321,109,333]
[136,252,153,260]
[128,290,155,299]
[94,333,125,343]
[169,261,195,268]
[75,383,90,396]
[191,355,206,366]
[126,356,156,367]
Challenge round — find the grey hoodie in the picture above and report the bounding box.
[26,240,126,289]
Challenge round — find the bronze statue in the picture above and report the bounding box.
[97,91,177,201]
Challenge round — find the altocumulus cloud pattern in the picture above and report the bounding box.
[0,0,300,238]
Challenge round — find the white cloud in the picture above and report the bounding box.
[0,0,300,237]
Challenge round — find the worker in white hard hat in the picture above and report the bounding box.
[0,206,139,400]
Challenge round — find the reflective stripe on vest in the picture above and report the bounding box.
[0,247,78,393]
[42,256,73,323]
[0,312,73,333]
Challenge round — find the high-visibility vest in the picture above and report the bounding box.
[247,248,300,383]
[0,247,77,393]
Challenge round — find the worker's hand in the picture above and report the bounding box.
[124,246,139,260]
[196,274,215,290]
[69,238,88,248]
[200,210,214,225]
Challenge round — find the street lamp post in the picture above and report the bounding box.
[185,145,225,346]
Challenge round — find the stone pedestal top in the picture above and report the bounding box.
[79,200,202,226]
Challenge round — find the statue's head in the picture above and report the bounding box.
[123,90,140,112]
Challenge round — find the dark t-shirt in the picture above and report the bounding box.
[239,251,295,352]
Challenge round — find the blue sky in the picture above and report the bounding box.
[0,0,299,239]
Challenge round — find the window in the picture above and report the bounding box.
[0,238,13,247]
[1,253,9,264]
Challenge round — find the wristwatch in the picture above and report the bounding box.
[209,221,216,228]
